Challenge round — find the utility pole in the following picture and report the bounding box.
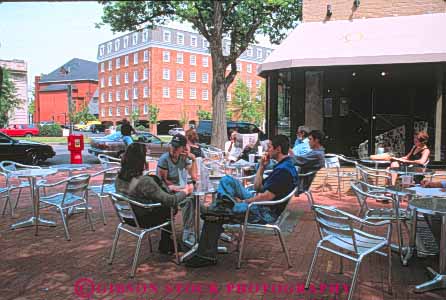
[60,66,73,134]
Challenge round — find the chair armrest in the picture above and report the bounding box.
[109,192,163,209]
[90,166,120,178]
[298,170,318,178]
[246,187,297,209]
[338,209,392,227]
[38,174,89,188]
[337,154,358,165]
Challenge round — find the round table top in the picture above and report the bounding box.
[49,164,91,171]
[385,185,417,197]
[409,197,446,215]
[360,159,390,165]
[10,168,57,177]
[389,166,434,176]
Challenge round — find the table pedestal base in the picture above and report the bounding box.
[415,267,446,293]
[11,217,56,230]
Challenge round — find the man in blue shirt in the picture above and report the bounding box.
[290,125,311,157]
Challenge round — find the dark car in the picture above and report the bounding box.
[196,120,266,144]
[0,132,55,165]
[88,131,169,158]
[90,124,108,134]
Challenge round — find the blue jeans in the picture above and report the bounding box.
[122,136,133,146]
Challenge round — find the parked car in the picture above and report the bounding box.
[88,131,169,158]
[168,127,185,136]
[0,132,55,165]
[90,124,108,134]
[74,120,101,131]
[196,120,266,144]
[0,124,40,137]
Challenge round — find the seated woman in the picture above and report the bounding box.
[115,143,194,254]
[185,128,203,158]
[389,131,430,185]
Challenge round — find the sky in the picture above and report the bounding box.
[0,1,278,89]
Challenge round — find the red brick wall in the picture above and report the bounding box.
[303,0,446,22]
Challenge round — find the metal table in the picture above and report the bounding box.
[10,168,58,235]
[360,159,390,169]
[409,197,446,293]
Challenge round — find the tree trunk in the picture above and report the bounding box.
[211,63,228,150]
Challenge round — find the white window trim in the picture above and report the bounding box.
[115,58,120,69]
[190,88,197,100]
[176,70,184,81]
[163,69,170,80]
[163,87,170,98]
[190,55,196,66]
[133,52,138,65]
[177,33,184,45]
[116,90,120,101]
[202,56,208,67]
[163,30,171,42]
[133,71,138,82]
[142,29,149,42]
[176,52,183,64]
[190,35,197,47]
[202,89,209,100]
[143,50,149,62]
[163,51,170,62]
[257,48,263,59]
[177,88,184,99]
[132,33,138,45]
[190,71,196,83]
[114,39,120,51]
[202,73,208,83]
[123,36,129,48]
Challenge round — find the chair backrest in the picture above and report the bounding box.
[0,160,41,172]
[62,174,91,206]
[324,155,340,169]
[98,154,121,169]
[356,164,389,183]
[274,187,298,226]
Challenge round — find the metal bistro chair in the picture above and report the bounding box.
[237,187,298,269]
[38,174,94,240]
[88,167,120,225]
[323,154,357,199]
[98,154,121,169]
[306,205,393,300]
[108,192,179,278]
[356,164,391,187]
[296,169,319,208]
[1,171,18,216]
[0,161,44,216]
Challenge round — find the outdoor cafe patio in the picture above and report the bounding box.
[1,151,446,300]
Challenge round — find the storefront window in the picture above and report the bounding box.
[277,71,291,137]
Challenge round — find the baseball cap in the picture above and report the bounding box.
[170,134,187,147]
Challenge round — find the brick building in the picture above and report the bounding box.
[260,0,446,160]
[34,58,98,125]
[0,59,28,125]
[96,25,272,133]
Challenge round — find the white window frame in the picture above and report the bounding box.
[143,104,148,114]
[177,32,184,45]
[176,52,183,64]
[99,45,105,56]
[176,88,184,99]
[247,64,252,73]
[133,87,138,99]
[116,90,120,101]
[108,76,112,87]
[101,108,105,117]
[116,107,121,116]
[163,30,171,42]
[100,63,105,73]
[143,50,149,62]
[190,35,197,47]
[190,71,196,83]
[247,80,252,89]
[202,73,208,83]
[100,93,105,103]
[124,55,129,66]
[202,56,209,67]
[190,55,196,66]
[236,61,242,72]
[202,89,209,100]
[108,92,113,102]
[125,106,129,115]
[123,36,129,48]
[202,39,209,49]
[176,70,183,81]
[227,93,232,102]
[162,87,170,98]
[107,42,112,54]
[143,68,149,80]
[114,39,120,51]
[100,78,105,88]
[162,69,170,80]
[190,88,196,100]
[143,86,149,98]
[247,46,253,57]
[108,60,112,71]
[257,48,263,59]
[256,80,261,88]
[124,89,129,100]
[116,74,120,85]
[124,72,129,83]
[132,33,138,45]
[142,29,149,42]
[133,70,138,82]
[163,51,170,62]
[108,107,113,116]
[115,58,120,69]
[133,52,138,65]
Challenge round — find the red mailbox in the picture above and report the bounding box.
[67,134,84,164]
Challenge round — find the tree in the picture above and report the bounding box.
[98,0,301,148]
[70,105,97,124]
[197,107,212,120]
[148,104,159,126]
[232,79,264,126]
[179,110,189,128]
[0,68,21,127]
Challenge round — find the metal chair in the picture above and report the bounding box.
[0,161,43,216]
[356,164,391,186]
[1,171,18,216]
[108,192,179,277]
[88,167,120,225]
[322,154,357,199]
[98,154,121,169]
[38,174,94,240]
[306,205,393,300]
[296,170,319,208]
[236,187,298,269]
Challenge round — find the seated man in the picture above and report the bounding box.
[289,125,311,157]
[157,134,198,245]
[185,135,298,267]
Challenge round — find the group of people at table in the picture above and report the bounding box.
[114,126,326,267]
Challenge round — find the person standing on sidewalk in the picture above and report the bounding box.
[120,118,136,146]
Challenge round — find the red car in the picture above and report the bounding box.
[0,124,40,137]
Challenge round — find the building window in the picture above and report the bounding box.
[163,51,170,62]
[99,45,105,56]
[190,72,196,82]
[163,30,171,42]
[224,41,230,55]
[202,56,209,67]
[116,90,120,101]
[133,70,138,82]
[124,89,129,100]
[101,108,105,117]
[256,80,261,88]
[108,107,113,116]
[132,105,138,113]
[190,55,196,65]
[115,58,120,69]
[132,33,138,45]
[108,92,113,102]
[114,39,120,51]
[202,39,209,49]
[143,50,149,62]
[100,92,105,103]
[202,89,209,100]
[257,48,263,59]
[116,107,121,116]
[142,29,149,42]
[124,72,129,83]
[190,88,196,100]
[125,106,129,115]
[100,63,105,73]
[133,87,138,99]
[100,78,105,88]
[108,76,112,87]
[124,55,129,66]
[247,64,252,73]
[163,87,170,98]
[226,93,231,102]
[177,88,183,99]
[176,70,184,81]
[163,69,170,80]
[143,68,149,80]
[123,36,129,48]
[190,35,197,47]
[266,50,271,57]
[143,104,148,114]
[108,60,112,71]
[116,74,120,85]
[236,61,242,72]
[143,86,149,98]
[133,53,138,65]
[176,52,183,64]
[247,80,252,89]
[202,73,208,83]
[177,33,184,45]
[107,42,112,54]
[246,46,253,57]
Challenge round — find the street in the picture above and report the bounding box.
[41,144,100,166]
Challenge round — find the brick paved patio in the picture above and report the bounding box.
[1,167,446,300]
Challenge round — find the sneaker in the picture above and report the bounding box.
[185,255,217,268]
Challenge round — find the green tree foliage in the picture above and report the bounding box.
[232,79,264,126]
[0,68,21,127]
[148,104,160,125]
[98,0,301,149]
[197,107,212,120]
[38,124,62,137]
[71,105,97,124]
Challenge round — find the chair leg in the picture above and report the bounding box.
[337,170,342,200]
[130,235,144,278]
[147,233,153,253]
[85,204,95,232]
[237,225,247,269]
[2,194,12,216]
[170,209,180,265]
[276,227,292,268]
[98,196,107,225]
[347,259,363,300]
[387,245,393,295]
[305,245,321,289]
[339,252,344,274]
[108,225,121,264]
[60,209,71,241]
